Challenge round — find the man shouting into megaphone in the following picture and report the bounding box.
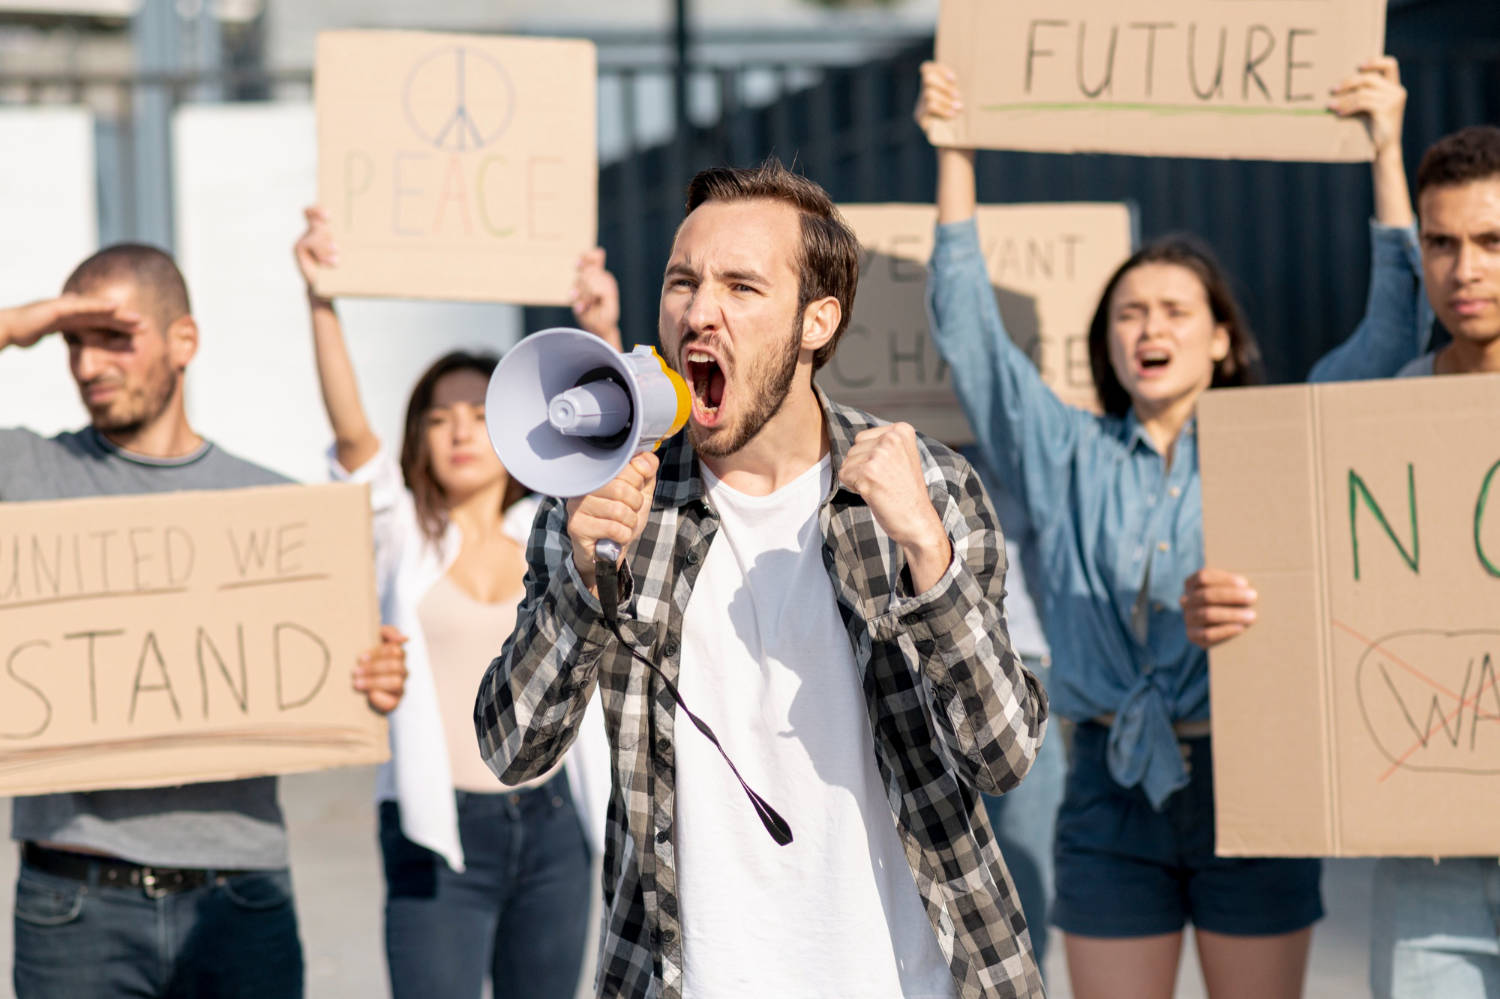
[475,159,1049,999]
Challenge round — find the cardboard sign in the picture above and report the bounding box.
[820,203,1131,444]
[1200,374,1500,856]
[315,30,597,305]
[929,0,1384,162]
[0,483,387,796]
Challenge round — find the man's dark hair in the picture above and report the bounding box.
[1416,125,1500,202]
[684,159,859,370]
[62,243,191,331]
[1087,236,1264,417]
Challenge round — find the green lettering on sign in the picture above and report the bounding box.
[1349,465,1419,581]
[1476,459,1500,578]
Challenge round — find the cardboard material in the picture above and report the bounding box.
[315,30,597,305]
[821,203,1131,444]
[1200,374,1500,856]
[929,0,1385,162]
[0,483,387,796]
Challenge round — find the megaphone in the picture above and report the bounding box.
[484,327,691,499]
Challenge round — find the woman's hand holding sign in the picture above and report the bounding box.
[355,625,409,714]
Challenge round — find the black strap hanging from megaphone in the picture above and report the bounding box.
[593,540,793,847]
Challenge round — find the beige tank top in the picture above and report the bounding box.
[417,573,563,793]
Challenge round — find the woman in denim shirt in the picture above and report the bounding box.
[917,58,1427,999]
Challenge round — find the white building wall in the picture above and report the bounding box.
[0,107,98,438]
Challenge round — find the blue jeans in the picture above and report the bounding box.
[983,657,1064,971]
[380,769,592,999]
[1371,857,1500,999]
[12,859,302,998]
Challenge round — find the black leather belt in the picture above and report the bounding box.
[23,843,251,898]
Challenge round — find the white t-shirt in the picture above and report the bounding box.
[674,457,956,999]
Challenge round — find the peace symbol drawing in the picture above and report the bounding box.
[402,45,516,152]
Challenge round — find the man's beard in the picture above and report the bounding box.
[86,365,177,437]
[688,319,803,459]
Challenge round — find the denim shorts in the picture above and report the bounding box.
[1051,721,1323,938]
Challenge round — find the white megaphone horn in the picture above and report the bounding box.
[484,327,691,501]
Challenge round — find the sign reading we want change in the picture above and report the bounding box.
[0,484,387,796]
[820,203,1131,445]
[315,30,597,305]
[928,0,1385,162]
[1201,374,1500,856]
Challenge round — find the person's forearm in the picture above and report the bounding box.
[308,296,379,472]
[936,147,978,224]
[902,530,953,597]
[0,301,51,351]
[1372,144,1414,228]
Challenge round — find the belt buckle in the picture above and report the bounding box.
[140,867,169,899]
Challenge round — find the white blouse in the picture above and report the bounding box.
[331,445,610,871]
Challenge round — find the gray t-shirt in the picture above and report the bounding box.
[1,426,292,869]
[1397,353,1437,378]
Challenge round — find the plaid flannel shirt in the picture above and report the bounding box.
[476,390,1049,999]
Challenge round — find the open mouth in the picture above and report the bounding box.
[1136,346,1171,373]
[684,349,727,426]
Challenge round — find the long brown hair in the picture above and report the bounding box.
[399,350,527,545]
[1087,237,1263,418]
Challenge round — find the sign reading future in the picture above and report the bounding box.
[1200,374,1500,856]
[314,30,597,305]
[0,483,387,795]
[927,0,1386,162]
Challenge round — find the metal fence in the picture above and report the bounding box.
[3,28,1498,385]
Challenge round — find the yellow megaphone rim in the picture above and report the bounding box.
[649,345,693,445]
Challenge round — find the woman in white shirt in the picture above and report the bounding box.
[294,207,614,999]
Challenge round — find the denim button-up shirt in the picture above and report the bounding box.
[927,217,1429,808]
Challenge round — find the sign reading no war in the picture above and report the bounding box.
[1200,374,1500,856]
[315,30,597,305]
[928,0,1385,162]
[0,483,387,796]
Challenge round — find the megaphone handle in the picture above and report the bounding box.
[594,538,623,625]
